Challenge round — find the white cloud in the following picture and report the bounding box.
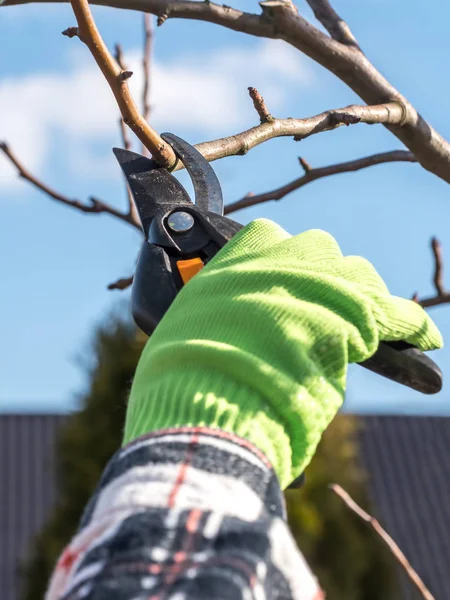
[0,39,313,191]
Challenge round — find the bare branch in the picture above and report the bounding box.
[415,237,450,308]
[0,141,141,229]
[306,0,359,47]
[331,484,435,600]
[420,294,450,308]
[142,13,153,125]
[180,102,405,169]
[118,114,132,151]
[431,237,444,296]
[8,0,444,184]
[224,150,416,214]
[108,275,134,290]
[113,43,141,225]
[63,0,175,168]
[4,0,450,180]
[3,103,403,223]
[248,87,273,122]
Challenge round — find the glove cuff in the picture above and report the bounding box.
[123,336,343,489]
[123,364,296,487]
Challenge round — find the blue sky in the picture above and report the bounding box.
[1,0,450,415]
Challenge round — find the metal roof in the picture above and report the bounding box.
[0,414,66,600]
[1,414,449,600]
[360,416,450,600]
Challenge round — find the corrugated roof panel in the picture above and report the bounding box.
[1,414,449,600]
[0,415,66,600]
[360,416,450,600]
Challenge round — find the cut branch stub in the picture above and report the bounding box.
[248,87,274,123]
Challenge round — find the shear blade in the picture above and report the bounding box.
[161,133,224,216]
[361,341,443,394]
[113,147,192,236]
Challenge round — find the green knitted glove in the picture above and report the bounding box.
[124,219,442,488]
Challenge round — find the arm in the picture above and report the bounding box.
[46,427,322,600]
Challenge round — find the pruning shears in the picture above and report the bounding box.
[114,133,443,395]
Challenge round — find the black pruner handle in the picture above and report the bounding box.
[359,340,442,394]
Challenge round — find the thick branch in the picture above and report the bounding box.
[331,484,435,600]
[63,0,175,168]
[6,0,450,183]
[0,142,141,229]
[225,150,416,214]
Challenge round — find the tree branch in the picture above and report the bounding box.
[2,99,401,223]
[431,236,444,296]
[179,102,406,169]
[224,150,416,214]
[330,484,435,600]
[113,43,141,225]
[107,275,134,290]
[0,142,141,229]
[415,237,450,308]
[142,13,152,126]
[6,0,448,184]
[306,0,359,47]
[62,0,175,168]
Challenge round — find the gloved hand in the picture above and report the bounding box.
[123,219,442,489]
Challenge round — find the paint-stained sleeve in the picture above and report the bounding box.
[45,427,323,600]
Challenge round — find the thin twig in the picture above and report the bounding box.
[113,43,140,224]
[415,237,450,308]
[431,237,444,296]
[306,0,360,47]
[108,275,134,290]
[142,13,153,126]
[118,118,132,151]
[0,142,141,228]
[1,139,140,289]
[224,150,416,214]
[63,0,175,168]
[248,87,273,122]
[330,484,435,600]
[419,294,450,308]
[176,102,406,170]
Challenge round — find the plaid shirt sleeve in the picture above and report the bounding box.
[46,426,324,600]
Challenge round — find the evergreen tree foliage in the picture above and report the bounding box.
[21,312,395,600]
[20,313,141,600]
